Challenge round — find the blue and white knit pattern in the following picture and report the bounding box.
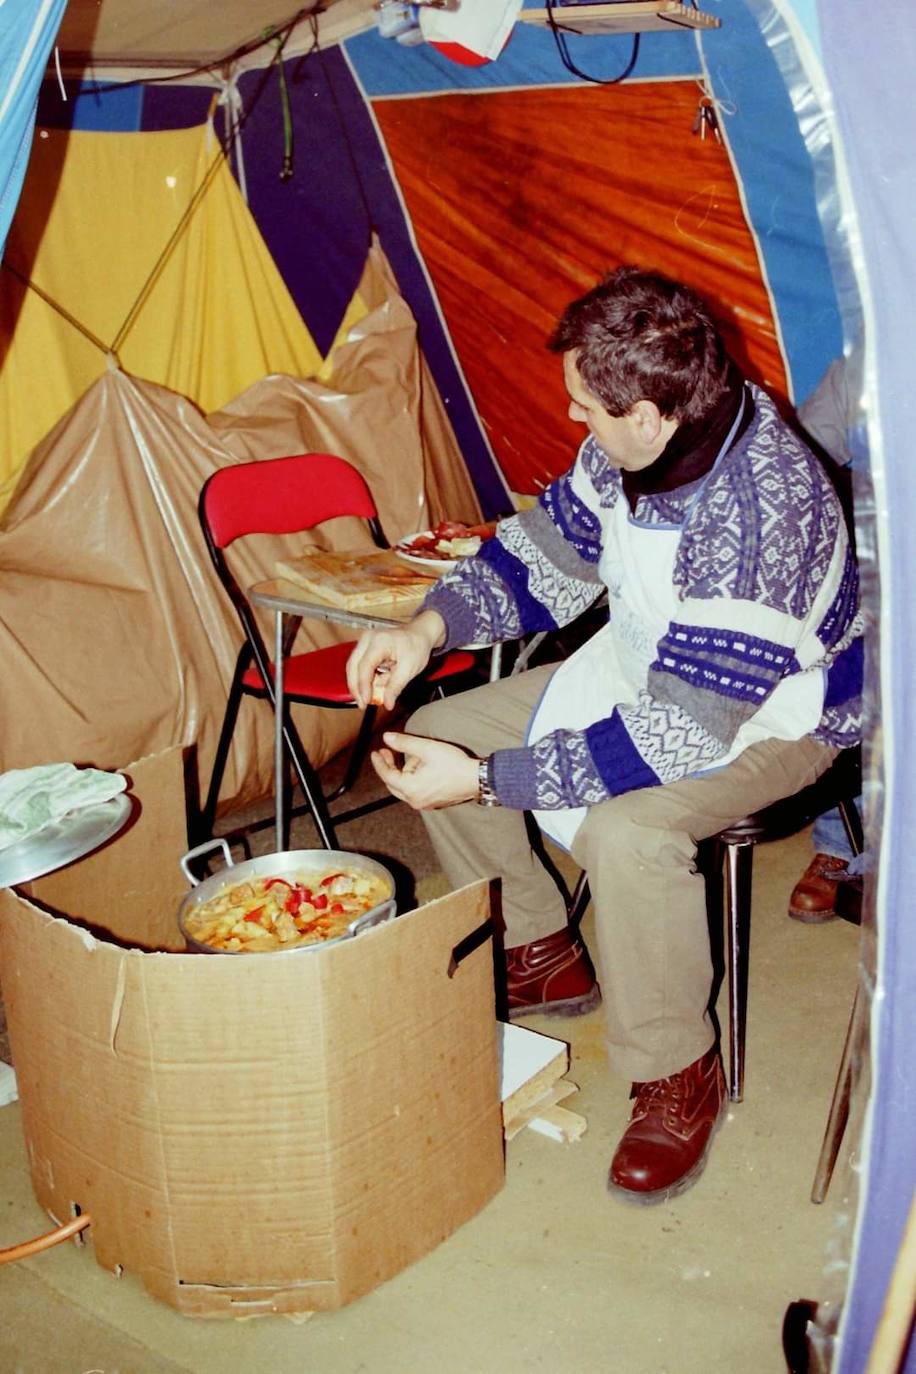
[425,386,862,811]
[430,482,604,649]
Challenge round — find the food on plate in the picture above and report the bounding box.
[185,868,391,952]
[399,519,498,561]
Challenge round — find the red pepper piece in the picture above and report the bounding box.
[265,878,292,891]
[319,872,344,888]
[312,893,328,911]
[243,906,265,923]
[284,884,313,916]
[330,902,344,915]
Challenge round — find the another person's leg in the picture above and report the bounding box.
[407,665,599,1016]
[788,803,863,922]
[571,734,838,1203]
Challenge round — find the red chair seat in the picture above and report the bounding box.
[241,640,359,703]
[429,649,477,680]
[242,642,478,703]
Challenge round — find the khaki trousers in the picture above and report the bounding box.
[408,665,837,1082]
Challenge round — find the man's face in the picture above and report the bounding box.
[562,350,659,471]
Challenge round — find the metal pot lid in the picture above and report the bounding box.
[0,794,132,889]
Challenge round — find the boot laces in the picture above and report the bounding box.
[635,1071,685,1112]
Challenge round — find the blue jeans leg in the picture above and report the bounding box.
[811,800,865,871]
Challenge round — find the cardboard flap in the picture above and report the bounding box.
[26,748,188,951]
[0,872,503,1313]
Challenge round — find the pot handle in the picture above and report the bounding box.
[180,837,234,887]
[346,898,397,939]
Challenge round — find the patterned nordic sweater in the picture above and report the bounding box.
[423,386,863,812]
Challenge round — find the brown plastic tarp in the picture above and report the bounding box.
[0,242,482,817]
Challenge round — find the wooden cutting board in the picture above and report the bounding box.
[275,547,442,610]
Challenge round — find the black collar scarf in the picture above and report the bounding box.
[621,364,753,513]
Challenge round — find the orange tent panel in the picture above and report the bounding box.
[374,80,787,493]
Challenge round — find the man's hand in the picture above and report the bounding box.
[371,732,480,810]
[346,610,447,710]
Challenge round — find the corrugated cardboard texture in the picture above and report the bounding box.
[0,764,502,1319]
[24,748,188,951]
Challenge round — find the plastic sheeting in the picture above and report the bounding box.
[757,12,879,1365]
[809,2,916,1370]
[373,79,788,493]
[746,3,916,1370]
[0,122,326,506]
[1,241,482,816]
[23,48,513,522]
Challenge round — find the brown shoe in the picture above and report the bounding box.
[608,1046,726,1204]
[506,927,601,1020]
[835,874,864,925]
[788,853,849,923]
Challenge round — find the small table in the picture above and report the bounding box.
[250,576,438,853]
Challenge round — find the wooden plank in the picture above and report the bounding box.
[503,1079,579,1140]
[274,548,440,611]
[527,1105,588,1144]
[519,3,720,35]
[499,1022,569,1125]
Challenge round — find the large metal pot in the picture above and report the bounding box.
[177,838,397,955]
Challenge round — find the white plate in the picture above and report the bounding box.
[394,531,478,572]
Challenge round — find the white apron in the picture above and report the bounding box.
[526,496,680,850]
[526,414,825,851]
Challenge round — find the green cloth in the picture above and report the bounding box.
[0,764,126,851]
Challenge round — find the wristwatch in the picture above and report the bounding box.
[477,755,501,808]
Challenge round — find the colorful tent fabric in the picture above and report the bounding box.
[0,122,326,504]
[32,48,514,521]
[0,241,482,811]
[373,78,788,493]
[0,0,67,258]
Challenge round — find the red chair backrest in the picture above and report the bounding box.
[202,453,378,550]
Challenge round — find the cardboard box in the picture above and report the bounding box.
[0,750,504,1317]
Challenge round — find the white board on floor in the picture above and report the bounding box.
[498,1021,568,1103]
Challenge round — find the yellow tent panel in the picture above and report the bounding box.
[0,123,328,509]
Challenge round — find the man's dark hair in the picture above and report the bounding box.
[549,267,730,422]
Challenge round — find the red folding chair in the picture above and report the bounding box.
[197,452,477,849]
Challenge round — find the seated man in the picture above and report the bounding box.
[347,267,863,1205]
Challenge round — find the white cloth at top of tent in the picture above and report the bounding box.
[419,0,522,60]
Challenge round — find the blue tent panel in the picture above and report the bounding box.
[0,0,68,258]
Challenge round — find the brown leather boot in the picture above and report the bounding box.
[505,927,601,1020]
[608,1046,726,1204]
[788,853,849,923]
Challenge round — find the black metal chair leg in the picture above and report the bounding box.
[725,840,754,1103]
[198,658,247,842]
[325,706,378,803]
[566,871,591,929]
[838,794,865,857]
[282,707,339,850]
[811,988,860,1203]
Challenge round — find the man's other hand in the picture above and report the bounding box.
[346,610,446,710]
[371,732,480,810]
